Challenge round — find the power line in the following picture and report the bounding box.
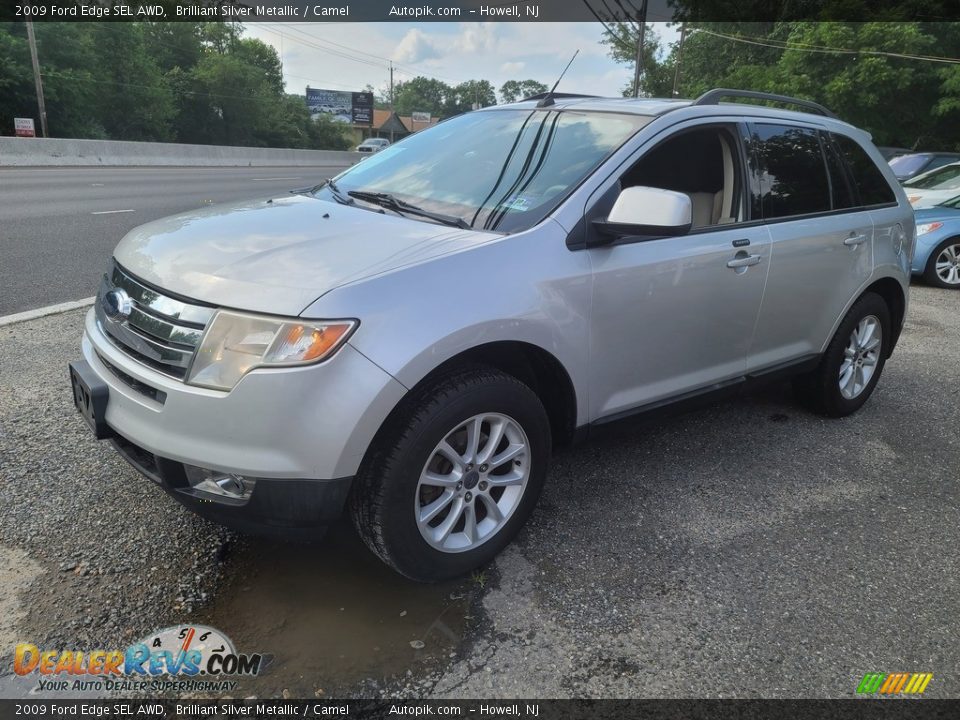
[695,27,960,65]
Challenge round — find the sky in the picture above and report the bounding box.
[244,22,678,102]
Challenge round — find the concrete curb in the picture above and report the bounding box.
[0,298,95,327]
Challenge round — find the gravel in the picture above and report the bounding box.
[0,308,234,680]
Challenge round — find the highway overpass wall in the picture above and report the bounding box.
[0,137,358,167]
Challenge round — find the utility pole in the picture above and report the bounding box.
[671,23,687,98]
[25,20,48,137]
[632,0,647,98]
[389,61,394,112]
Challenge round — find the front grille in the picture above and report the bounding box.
[96,262,215,380]
[96,351,167,404]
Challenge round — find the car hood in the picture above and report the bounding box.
[914,206,960,222]
[114,193,497,316]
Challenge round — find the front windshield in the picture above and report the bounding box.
[937,194,960,209]
[904,163,960,189]
[889,154,930,176]
[323,108,649,233]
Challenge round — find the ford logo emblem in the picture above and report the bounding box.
[102,288,133,321]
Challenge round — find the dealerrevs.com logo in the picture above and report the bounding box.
[14,625,269,693]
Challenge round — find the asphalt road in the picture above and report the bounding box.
[0,284,957,699]
[0,165,351,316]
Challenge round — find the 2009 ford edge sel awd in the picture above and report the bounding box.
[70,89,914,581]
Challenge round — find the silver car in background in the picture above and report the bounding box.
[356,137,390,154]
[69,89,913,581]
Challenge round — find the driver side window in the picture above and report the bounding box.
[619,125,747,231]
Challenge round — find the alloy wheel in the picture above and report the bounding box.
[934,243,960,285]
[415,413,530,553]
[838,315,882,400]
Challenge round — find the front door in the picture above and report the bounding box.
[587,122,770,421]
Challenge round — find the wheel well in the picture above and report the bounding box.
[864,277,906,357]
[417,342,578,447]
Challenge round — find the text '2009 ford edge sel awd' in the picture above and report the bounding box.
[70,89,914,581]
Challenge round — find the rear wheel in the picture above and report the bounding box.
[350,367,551,582]
[794,292,890,417]
[923,238,960,289]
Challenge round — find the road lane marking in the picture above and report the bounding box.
[0,297,96,327]
[91,209,135,215]
[90,183,104,186]
[251,176,301,181]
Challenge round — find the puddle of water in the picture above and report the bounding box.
[201,518,475,697]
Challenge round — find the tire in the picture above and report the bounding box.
[350,366,551,582]
[923,237,960,289]
[793,292,890,418]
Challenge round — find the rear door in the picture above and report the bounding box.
[746,122,875,372]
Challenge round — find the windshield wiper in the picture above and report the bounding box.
[304,178,354,205]
[324,179,355,205]
[347,190,471,229]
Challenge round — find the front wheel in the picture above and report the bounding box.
[350,367,551,582]
[794,292,890,417]
[923,238,960,289]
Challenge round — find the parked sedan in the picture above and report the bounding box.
[902,162,960,208]
[356,138,390,154]
[890,151,960,181]
[913,198,960,288]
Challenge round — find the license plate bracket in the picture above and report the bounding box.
[69,361,112,439]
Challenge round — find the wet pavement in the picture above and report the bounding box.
[200,521,477,697]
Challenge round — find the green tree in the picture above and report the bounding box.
[89,23,175,141]
[599,22,675,97]
[602,21,960,149]
[499,79,548,103]
[393,76,450,118]
[444,79,496,115]
[0,22,36,134]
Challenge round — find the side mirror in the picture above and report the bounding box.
[590,186,692,246]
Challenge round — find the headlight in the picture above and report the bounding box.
[916,222,943,236]
[186,310,356,391]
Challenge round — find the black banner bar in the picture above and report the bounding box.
[2,700,960,720]
[3,0,960,23]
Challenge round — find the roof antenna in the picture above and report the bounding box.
[537,50,579,108]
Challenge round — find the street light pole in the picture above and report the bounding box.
[25,20,48,137]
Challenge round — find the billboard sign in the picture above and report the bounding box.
[351,92,374,125]
[411,111,431,123]
[306,88,374,125]
[14,118,35,137]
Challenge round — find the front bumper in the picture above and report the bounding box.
[78,307,408,529]
[109,429,353,535]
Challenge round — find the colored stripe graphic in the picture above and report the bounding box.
[857,673,885,693]
[858,672,933,695]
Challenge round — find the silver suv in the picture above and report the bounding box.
[69,89,914,581]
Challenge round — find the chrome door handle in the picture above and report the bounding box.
[727,254,762,268]
[844,234,868,246]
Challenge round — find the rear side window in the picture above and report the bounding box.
[832,133,896,206]
[752,124,831,219]
[821,134,856,210]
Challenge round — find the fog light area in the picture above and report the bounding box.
[183,464,256,501]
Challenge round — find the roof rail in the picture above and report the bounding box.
[521,92,599,102]
[693,88,838,119]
